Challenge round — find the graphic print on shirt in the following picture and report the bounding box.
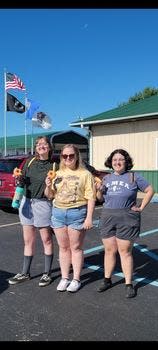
[55,175,80,204]
[106,180,130,194]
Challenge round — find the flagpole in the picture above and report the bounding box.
[24,92,27,154]
[4,69,7,156]
[31,123,34,155]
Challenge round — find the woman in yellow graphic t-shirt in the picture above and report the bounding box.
[45,144,96,293]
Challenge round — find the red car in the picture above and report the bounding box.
[0,154,60,209]
[0,155,107,209]
[0,155,28,208]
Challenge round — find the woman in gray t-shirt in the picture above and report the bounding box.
[96,149,154,298]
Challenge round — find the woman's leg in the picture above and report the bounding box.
[39,227,53,275]
[54,227,71,279]
[21,225,36,275]
[97,236,118,292]
[102,236,118,278]
[68,227,86,281]
[117,238,133,284]
[39,227,53,255]
[23,225,36,255]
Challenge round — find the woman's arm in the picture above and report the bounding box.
[131,185,155,212]
[83,199,96,230]
[139,185,155,211]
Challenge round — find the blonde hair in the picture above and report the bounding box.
[60,144,84,170]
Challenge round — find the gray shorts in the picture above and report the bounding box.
[99,208,141,241]
[19,196,52,228]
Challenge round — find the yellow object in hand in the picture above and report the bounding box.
[47,170,56,180]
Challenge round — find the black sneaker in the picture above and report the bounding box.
[39,273,52,287]
[125,284,136,298]
[97,278,112,292]
[8,273,31,285]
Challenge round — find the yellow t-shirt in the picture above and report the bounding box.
[52,167,96,209]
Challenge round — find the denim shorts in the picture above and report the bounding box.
[19,196,52,228]
[51,205,87,230]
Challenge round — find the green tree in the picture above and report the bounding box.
[118,87,158,107]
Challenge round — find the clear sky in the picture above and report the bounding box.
[0,8,158,139]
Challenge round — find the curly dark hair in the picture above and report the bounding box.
[104,149,134,171]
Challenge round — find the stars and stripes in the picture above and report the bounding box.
[5,72,26,90]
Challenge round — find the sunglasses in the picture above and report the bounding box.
[62,153,75,160]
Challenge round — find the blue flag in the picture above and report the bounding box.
[25,98,40,120]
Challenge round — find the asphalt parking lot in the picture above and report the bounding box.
[0,203,158,341]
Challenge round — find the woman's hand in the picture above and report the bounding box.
[94,177,102,191]
[45,175,52,188]
[83,218,93,230]
[130,205,142,212]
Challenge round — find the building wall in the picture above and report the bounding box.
[91,119,158,170]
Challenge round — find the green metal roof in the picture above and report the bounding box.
[0,130,88,149]
[0,131,61,148]
[70,94,158,127]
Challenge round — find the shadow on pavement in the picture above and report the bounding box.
[83,245,158,293]
[133,246,158,291]
[0,270,13,294]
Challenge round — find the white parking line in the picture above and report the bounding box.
[0,222,20,228]
[84,262,158,287]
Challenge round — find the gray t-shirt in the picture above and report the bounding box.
[101,171,149,209]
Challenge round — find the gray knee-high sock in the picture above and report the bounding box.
[22,256,33,275]
[44,254,53,274]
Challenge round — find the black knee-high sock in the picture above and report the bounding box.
[22,256,33,275]
[44,254,53,274]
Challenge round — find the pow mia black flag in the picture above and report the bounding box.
[7,92,25,113]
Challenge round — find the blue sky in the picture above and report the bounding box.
[0,8,158,139]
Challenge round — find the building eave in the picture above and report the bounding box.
[70,111,158,127]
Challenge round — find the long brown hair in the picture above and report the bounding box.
[34,136,53,160]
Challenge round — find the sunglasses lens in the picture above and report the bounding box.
[62,154,75,160]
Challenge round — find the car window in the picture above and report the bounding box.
[0,160,23,173]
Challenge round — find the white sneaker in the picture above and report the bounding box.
[66,279,81,292]
[57,278,70,291]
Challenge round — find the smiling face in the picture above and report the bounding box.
[112,152,126,174]
[61,146,77,169]
[35,137,50,160]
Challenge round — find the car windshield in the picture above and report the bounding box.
[0,160,23,173]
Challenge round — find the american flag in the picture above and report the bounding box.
[5,72,26,90]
